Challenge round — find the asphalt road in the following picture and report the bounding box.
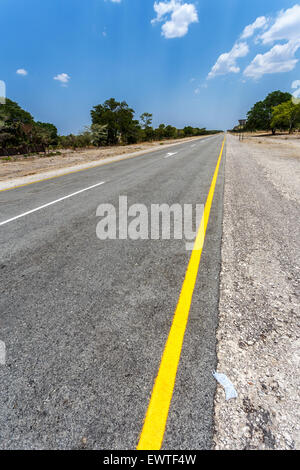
[0,134,225,450]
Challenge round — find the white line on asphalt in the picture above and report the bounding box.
[164,152,178,159]
[0,181,106,227]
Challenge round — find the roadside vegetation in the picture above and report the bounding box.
[0,97,222,157]
[0,99,59,156]
[231,90,300,135]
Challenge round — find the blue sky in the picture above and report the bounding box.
[1,0,300,134]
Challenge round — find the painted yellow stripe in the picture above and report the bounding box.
[137,137,225,451]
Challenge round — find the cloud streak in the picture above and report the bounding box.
[208,42,249,79]
[260,4,300,44]
[240,16,267,39]
[244,40,300,79]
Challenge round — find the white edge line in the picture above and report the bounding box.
[0,181,105,227]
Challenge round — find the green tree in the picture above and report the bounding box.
[271,100,300,133]
[90,124,108,146]
[124,119,142,144]
[0,98,35,150]
[140,112,153,129]
[176,129,185,139]
[183,126,194,137]
[246,90,292,134]
[164,125,177,139]
[91,98,140,145]
[246,101,268,130]
[140,113,154,141]
[0,98,34,125]
[0,99,60,153]
[35,122,58,148]
[155,124,166,140]
[0,119,14,148]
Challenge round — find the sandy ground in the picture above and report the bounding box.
[0,136,203,183]
[242,136,300,203]
[214,134,300,450]
[244,131,300,141]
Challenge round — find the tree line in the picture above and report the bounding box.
[232,90,300,134]
[0,97,221,156]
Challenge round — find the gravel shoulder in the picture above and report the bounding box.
[214,134,300,450]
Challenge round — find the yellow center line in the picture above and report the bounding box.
[137,137,226,451]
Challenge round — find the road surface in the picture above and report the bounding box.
[0,134,225,450]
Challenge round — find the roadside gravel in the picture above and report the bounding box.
[214,134,300,450]
[243,136,300,203]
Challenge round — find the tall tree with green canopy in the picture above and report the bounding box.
[35,122,58,148]
[140,112,154,141]
[246,90,292,134]
[164,125,177,139]
[0,98,34,125]
[271,100,300,133]
[140,113,153,129]
[0,99,60,153]
[0,99,35,150]
[183,126,195,137]
[155,124,166,140]
[91,98,141,145]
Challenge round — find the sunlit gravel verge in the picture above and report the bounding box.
[214,134,300,450]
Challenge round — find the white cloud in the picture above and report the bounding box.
[16,68,28,76]
[152,1,198,39]
[244,40,300,79]
[207,14,266,79]
[260,4,300,44]
[292,79,300,88]
[208,42,249,79]
[54,73,71,85]
[241,16,267,39]
[152,0,179,21]
[243,4,300,79]
[208,5,300,81]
